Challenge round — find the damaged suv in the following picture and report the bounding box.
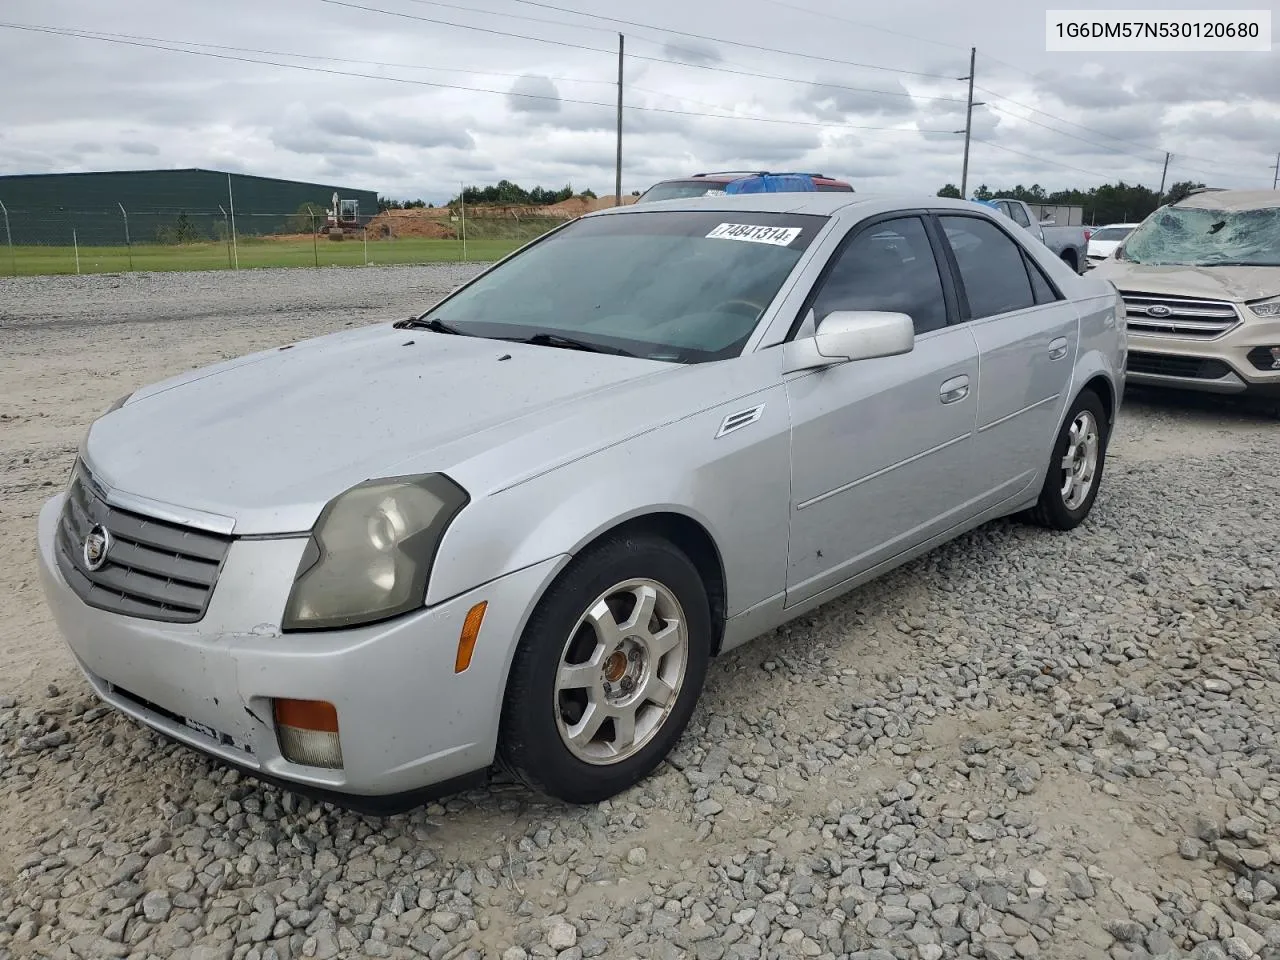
[1091,190,1280,401]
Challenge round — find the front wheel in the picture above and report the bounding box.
[1024,390,1109,530]
[498,534,711,803]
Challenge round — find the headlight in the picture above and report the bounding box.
[282,474,468,631]
[1248,296,1280,319]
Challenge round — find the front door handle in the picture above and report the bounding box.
[1048,337,1069,361]
[940,375,970,404]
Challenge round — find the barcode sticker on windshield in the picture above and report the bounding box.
[706,223,802,246]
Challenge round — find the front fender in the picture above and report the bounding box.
[426,381,794,620]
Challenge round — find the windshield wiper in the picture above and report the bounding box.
[504,332,637,357]
[393,316,470,335]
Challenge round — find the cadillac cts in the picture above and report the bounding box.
[36,194,1125,810]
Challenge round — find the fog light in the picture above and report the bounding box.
[1246,346,1280,371]
[274,698,343,769]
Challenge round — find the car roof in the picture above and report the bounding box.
[655,172,846,184]
[1171,189,1280,212]
[588,192,987,218]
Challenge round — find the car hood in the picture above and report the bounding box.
[1089,260,1279,302]
[83,323,672,533]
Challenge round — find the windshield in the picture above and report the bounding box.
[635,180,727,203]
[1091,226,1134,242]
[1122,205,1280,266]
[419,210,827,363]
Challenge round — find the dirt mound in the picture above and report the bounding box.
[361,196,636,239]
[366,211,454,240]
[545,195,637,217]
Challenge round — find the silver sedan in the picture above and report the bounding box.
[36,193,1125,810]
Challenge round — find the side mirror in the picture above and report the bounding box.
[783,310,914,373]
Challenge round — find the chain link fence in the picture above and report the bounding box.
[0,200,568,277]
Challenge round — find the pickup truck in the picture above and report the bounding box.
[983,198,1091,274]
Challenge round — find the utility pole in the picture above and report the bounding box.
[615,33,625,207]
[959,47,976,200]
[226,173,239,269]
[1272,151,1279,189]
[1158,152,1170,199]
[0,198,13,277]
[117,202,133,271]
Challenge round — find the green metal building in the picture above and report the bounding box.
[0,169,378,246]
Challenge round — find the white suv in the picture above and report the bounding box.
[1091,190,1280,401]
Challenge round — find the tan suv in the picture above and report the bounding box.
[1091,189,1280,401]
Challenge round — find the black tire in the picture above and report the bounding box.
[1025,389,1109,530]
[497,533,711,804]
[1061,250,1079,274]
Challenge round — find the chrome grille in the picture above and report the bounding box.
[1119,291,1240,339]
[55,465,230,623]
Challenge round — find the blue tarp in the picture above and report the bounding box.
[724,174,816,194]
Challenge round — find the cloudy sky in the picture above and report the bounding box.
[1,0,1276,203]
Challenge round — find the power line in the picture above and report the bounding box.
[11,23,621,88]
[327,1,968,104]
[0,22,953,137]
[399,0,967,102]
[396,0,716,66]
[754,0,970,51]
[17,22,777,116]
[442,0,961,79]
[985,105,1256,186]
[986,104,1164,165]
[973,82,1253,175]
[970,137,1119,180]
[975,51,1043,81]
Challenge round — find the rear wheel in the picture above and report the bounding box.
[1025,389,1109,530]
[498,534,711,803]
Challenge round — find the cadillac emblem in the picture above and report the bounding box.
[83,525,112,572]
[1145,304,1172,318]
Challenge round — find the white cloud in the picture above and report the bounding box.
[0,0,1274,202]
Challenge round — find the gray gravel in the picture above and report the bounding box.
[0,262,485,334]
[2,268,1280,960]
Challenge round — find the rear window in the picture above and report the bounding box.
[1090,226,1135,241]
[636,180,725,203]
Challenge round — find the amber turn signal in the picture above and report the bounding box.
[454,601,488,673]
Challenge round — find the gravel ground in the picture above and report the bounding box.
[2,268,1279,960]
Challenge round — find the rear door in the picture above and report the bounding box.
[934,212,1078,510]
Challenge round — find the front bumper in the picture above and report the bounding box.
[36,493,567,812]
[1124,316,1280,398]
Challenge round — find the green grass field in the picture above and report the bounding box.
[2,236,530,277]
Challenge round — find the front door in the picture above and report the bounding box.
[785,214,981,605]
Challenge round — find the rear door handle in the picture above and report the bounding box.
[1049,337,1069,361]
[940,375,970,404]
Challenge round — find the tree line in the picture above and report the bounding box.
[935,179,1206,225]
[377,180,603,212]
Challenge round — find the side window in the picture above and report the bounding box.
[939,215,1036,319]
[810,216,948,335]
[1025,253,1060,305]
[1009,204,1031,228]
